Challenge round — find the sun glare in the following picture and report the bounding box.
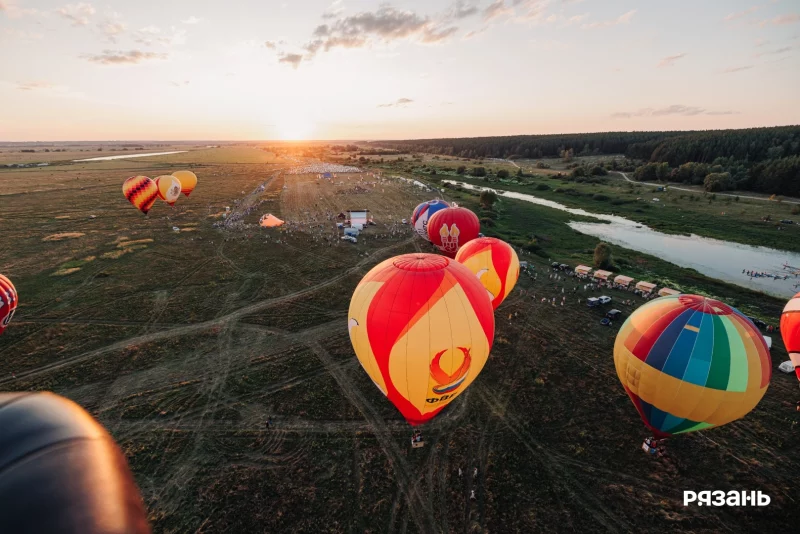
[277,117,315,141]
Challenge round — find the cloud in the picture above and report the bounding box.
[483,0,513,22]
[723,65,754,73]
[759,13,800,26]
[657,53,686,68]
[0,27,43,40]
[446,0,479,20]
[16,81,55,91]
[97,19,125,43]
[611,105,737,118]
[581,9,636,29]
[322,0,345,20]
[753,45,793,57]
[278,52,304,68]
[57,2,95,26]
[170,80,190,87]
[1,0,45,18]
[378,98,413,108]
[82,49,168,65]
[464,25,489,39]
[724,6,758,21]
[181,16,201,24]
[300,5,459,61]
[513,0,552,22]
[265,40,278,49]
[133,25,186,47]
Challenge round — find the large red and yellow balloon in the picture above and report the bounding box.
[615,295,770,437]
[427,206,480,258]
[154,175,182,206]
[172,170,197,197]
[348,254,495,425]
[455,237,520,310]
[122,176,159,215]
[781,292,800,381]
[0,274,18,335]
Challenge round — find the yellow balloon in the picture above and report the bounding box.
[172,170,197,197]
[154,175,182,206]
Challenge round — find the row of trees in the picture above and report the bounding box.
[631,155,800,197]
[372,126,799,166]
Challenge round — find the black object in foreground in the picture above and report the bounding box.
[0,392,150,534]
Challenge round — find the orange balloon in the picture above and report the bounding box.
[455,237,520,310]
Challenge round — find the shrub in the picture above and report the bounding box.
[456,166,466,174]
[479,217,495,227]
[592,194,610,201]
[535,183,550,191]
[791,205,800,215]
[497,169,510,179]
[471,167,487,177]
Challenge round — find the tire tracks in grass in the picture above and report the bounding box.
[0,238,414,387]
[307,341,438,534]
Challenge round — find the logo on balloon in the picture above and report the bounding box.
[430,346,471,396]
[438,223,461,255]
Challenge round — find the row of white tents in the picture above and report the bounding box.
[573,265,681,297]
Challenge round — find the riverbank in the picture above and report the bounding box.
[440,182,788,323]
[437,173,800,254]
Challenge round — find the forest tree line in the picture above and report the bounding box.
[371,126,800,197]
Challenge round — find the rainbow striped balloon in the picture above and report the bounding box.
[614,294,771,437]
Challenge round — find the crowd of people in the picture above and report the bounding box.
[287,163,362,175]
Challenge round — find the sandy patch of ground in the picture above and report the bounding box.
[43,232,85,241]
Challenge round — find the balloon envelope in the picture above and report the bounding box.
[122,176,158,215]
[455,237,520,310]
[0,274,18,335]
[614,294,770,437]
[427,206,480,258]
[154,175,182,206]
[348,254,495,425]
[172,170,197,197]
[780,292,800,380]
[411,199,449,241]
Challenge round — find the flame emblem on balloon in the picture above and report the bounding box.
[430,347,471,394]
[438,223,461,256]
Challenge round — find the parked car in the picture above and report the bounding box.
[341,236,357,243]
[599,296,612,305]
[587,297,600,307]
[600,318,612,326]
[607,309,622,320]
[746,316,767,329]
[780,219,794,225]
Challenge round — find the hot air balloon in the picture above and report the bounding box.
[122,176,158,215]
[780,292,800,381]
[348,254,495,425]
[411,199,449,241]
[154,175,182,206]
[172,170,197,197]
[615,294,771,437]
[0,274,18,335]
[427,206,480,258]
[455,237,520,310]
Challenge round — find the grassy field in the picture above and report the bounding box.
[1,151,798,533]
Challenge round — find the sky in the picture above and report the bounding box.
[0,0,798,141]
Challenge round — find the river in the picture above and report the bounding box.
[442,180,800,298]
[73,151,188,162]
